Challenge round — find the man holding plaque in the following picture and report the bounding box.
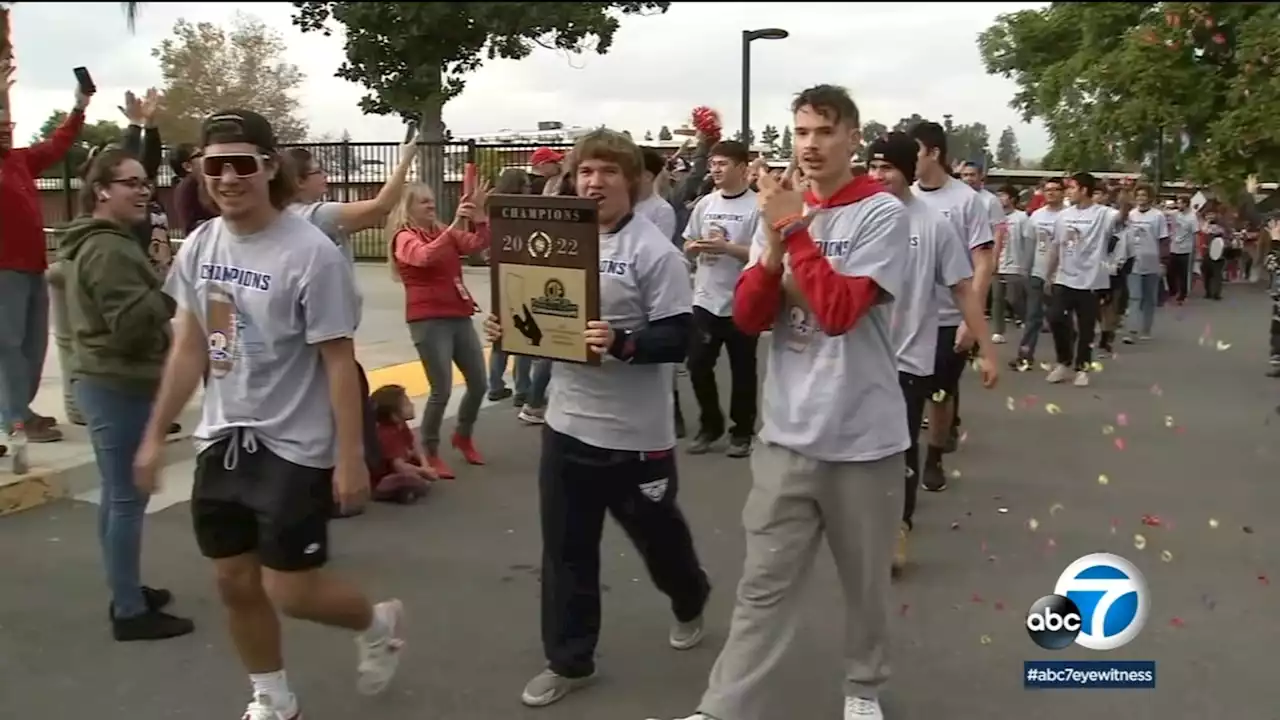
[486,129,710,709]
[651,85,910,720]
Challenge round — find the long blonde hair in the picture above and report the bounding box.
[384,182,440,283]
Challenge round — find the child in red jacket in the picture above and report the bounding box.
[370,384,437,503]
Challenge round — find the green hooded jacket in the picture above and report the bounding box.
[57,216,176,394]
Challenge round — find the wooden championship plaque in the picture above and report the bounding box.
[489,195,601,365]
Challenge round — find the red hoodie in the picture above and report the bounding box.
[0,110,85,273]
[393,221,492,321]
[733,174,888,336]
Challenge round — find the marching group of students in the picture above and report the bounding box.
[4,71,1277,720]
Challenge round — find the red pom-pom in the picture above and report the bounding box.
[691,106,722,141]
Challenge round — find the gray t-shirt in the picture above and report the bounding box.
[1029,206,1063,280]
[1127,207,1169,276]
[894,198,973,377]
[685,189,760,317]
[1171,210,1197,255]
[1053,204,1120,291]
[165,213,363,468]
[751,192,911,463]
[546,214,693,452]
[635,192,677,240]
[911,177,992,327]
[291,201,355,263]
[998,209,1033,275]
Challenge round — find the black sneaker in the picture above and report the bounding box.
[675,414,687,440]
[488,387,513,402]
[513,393,527,407]
[942,426,959,454]
[107,586,173,620]
[725,437,752,458]
[686,433,720,455]
[922,463,948,492]
[1267,364,1280,378]
[112,608,195,642]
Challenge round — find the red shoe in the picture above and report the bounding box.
[451,432,486,465]
[426,454,456,480]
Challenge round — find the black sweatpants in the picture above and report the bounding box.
[538,427,710,679]
[898,372,930,528]
[1202,252,1225,299]
[1047,286,1099,370]
[1168,253,1191,301]
[688,307,758,441]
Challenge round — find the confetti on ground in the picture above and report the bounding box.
[900,603,910,616]
[1102,424,1116,435]
[1049,503,1065,516]
[932,390,948,402]
[1174,425,1187,435]
[1114,438,1127,451]
[979,634,993,645]
[1116,413,1129,427]
[1260,575,1271,586]
[997,507,1009,514]
[1209,518,1220,529]
[950,469,962,479]
[1150,384,1163,396]
[1046,538,1058,550]
[980,540,988,553]
[1160,550,1173,563]
[1023,394,1040,408]
[1006,396,1016,411]
[1141,514,1163,527]
[1134,533,1147,550]
[1098,474,1110,486]
[1046,403,1062,415]
[950,521,961,530]
[1028,518,1040,531]
[958,431,968,444]
[1202,594,1217,610]
[971,593,984,603]
[1216,340,1232,351]
[1243,526,1255,534]
[1164,415,1175,428]
[1170,617,1186,628]
[1089,361,1104,372]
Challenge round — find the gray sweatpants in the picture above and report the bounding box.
[699,441,902,720]
[408,317,487,452]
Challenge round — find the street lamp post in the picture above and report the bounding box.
[741,28,789,151]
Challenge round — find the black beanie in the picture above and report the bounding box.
[866,132,918,182]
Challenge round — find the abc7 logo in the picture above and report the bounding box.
[1026,552,1149,651]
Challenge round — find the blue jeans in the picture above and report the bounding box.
[1126,272,1160,336]
[0,270,50,429]
[1017,277,1048,359]
[73,378,153,618]
[527,359,553,409]
[488,349,532,398]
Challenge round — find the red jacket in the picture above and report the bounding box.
[0,111,85,273]
[392,221,491,321]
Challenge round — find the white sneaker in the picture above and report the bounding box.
[1046,364,1072,383]
[845,695,884,719]
[1073,370,1090,387]
[356,599,405,695]
[991,333,1006,344]
[669,615,704,650]
[243,693,301,720]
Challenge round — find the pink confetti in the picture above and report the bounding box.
[1116,413,1129,427]
[1046,537,1057,550]
[1141,514,1163,527]
[1174,425,1187,435]
[1022,395,1040,408]
[1170,617,1186,628]
[1114,437,1127,451]
[900,603,911,616]
[1260,575,1271,587]
[994,601,1006,611]
[1150,384,1163,396]
[1110,518,1120,534]
[980,540,988,554]
[972,593,984,603]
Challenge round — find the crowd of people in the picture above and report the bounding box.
[3,64,1279,720]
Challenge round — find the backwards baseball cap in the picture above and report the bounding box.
[201,109,276,151]
[866,132,918,182]
[530,147,565,167]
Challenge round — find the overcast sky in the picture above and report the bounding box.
[6,1,1050,158]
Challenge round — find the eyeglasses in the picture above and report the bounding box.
[201,153,268,178]
[109,177,153,191]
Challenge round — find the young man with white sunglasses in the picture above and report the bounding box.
[135,109,403,720]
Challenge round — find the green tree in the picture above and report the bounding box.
[978,2,1280,190]
[760,124,779,151]
[290,2,670,146]
[30,111,123,177]
[732,128,755,146]
[996,126,1021,168]
[658,125,672,141]
[892,113,926,133]
[861,120,888,143]
[950,122,993,169]
[779,125,792,156]
[152,14,308,145]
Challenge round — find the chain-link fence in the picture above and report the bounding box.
[39,140,575,260]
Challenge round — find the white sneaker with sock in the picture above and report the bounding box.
[356,599,405,695]
[845,695,884,719]
[1073,370,1090,387]
[242,693,300,720]
[1046,364,1072,383]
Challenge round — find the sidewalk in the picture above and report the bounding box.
[0,265,495,516]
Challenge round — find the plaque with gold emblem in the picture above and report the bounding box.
[490,194,601,365]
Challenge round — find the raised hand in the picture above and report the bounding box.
[755,165,806,230]
[141,87,161,123]
[1,56,14,93]
[119,90,143,124]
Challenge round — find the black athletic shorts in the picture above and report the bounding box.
[928,325,967,397]
[191,430,335,572]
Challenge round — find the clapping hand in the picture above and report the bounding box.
[1,56,14,93]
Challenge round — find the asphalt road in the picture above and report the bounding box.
[1,285,1277,719]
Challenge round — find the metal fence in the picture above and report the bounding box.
[39,140,576,260]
